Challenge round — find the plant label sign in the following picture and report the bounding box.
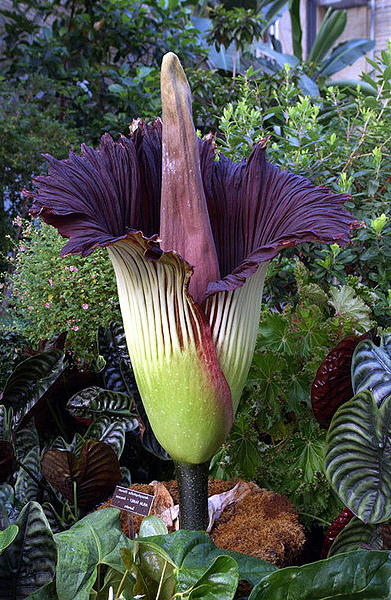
[111,485,154,517]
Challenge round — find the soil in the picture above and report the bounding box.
[101,478,305,568]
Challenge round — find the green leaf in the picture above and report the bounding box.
[52,433,85,456]
[308,9,347,66]
[300,283,328,304]
[66,387,137,432]
[249,550,391,599]
[188,555,239,600]
[96,567,134,600]
[15,447,41,505]
[0,501,56,600]
[325,390,391,523]
[294,304,329,353]
[289,434,325,483]
[132,529,277,590]
[248,353,285,405]
[108,83,125,94]
[25,581,58,600]
[328,516,383,557]
[329,285,372,332]
[261,0,289,31]
[54,507,134,600]
[320,39,376,77]
[139,515,168,537]
[352,334,391,406]
[0,404,13,442]
[98,322,131,393]
[0,484,20,526]
[258,312,293,355]
[0,523,18,554]
[256,42,299,68]
[15,422,39,462]
[289,0,302,60]
[84,416,126,457]
[1,350,67,428]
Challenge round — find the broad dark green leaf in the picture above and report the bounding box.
[15,422,40,462]
[255,42,299,68]
[25,581,58,599]
[289,0,302,60]
[54,508,133,600]
[328,286,372,333]
[98,322,130,393]
[0,484,20,526]
[352,335,391,407]
[261,0,290,31]
[15,447,41,505]
[85,416,126,457]
[95,567,134,600]
[0,501,56,600]
[308,9,347,66]
[132,529,277,590]
[0,406,15,481]
[120,466,132,487]
[325,390,391,523]
[249,550,391,599]
[297,73,320,97]
[66,387,137,432]
[139,515,168,537]
[51,433,85,456]
[187,555,239,600]
[321,39,376,77]
[0,523,18,554]
[123,534,239,600]
[328,516,383,557]
[1,350,67,428]
[257,312,293,355]
[0,405,13,442]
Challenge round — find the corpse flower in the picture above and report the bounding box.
[28,53,357,529]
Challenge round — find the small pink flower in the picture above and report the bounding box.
[0,284,3,289]
[82,303,89,309]
[45,302,50,308]
[69,277,74,281]
[73,325,79,331]
[28,306,33,311]
[48,279,53,286]
[19,245,26,252]
[65,266,69,270]
[69,266,78,272]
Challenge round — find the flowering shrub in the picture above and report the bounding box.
[2,220,120,359]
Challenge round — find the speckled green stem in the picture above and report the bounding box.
[175,460,210,530]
